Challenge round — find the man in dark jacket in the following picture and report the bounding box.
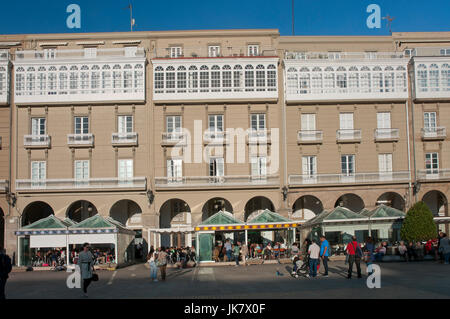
[0,248,12,299]
[346,236,362,279]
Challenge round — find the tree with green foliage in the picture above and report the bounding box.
[400,201,437,242]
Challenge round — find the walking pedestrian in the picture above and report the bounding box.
[78,243,95,297]
[0,248,12,300]
[224,239,232,262]
[438,233,450,264]
[157,247,168,281]
[241,242,249,266]
[233,242,240,266]
[346,236,362,279]
[147,249,158,282]
[307,240,320,278]
[319,236,329,277]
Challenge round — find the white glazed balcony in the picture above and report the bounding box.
[14,48,146,105]
[336,129,361,142]
[152,58,279,102]
[297,130,323,144]
[161,132,186,146]
[413,56,450,99]
[417,169,450,181]
[288,171,410,186]
[15,177,147,191]
[374,128,400,141]
[67,133,94,147]
[112,132,138,146]
[0,51,10,105]
[421,127,446,140]
[24,135,51,148]
[155,175,279,188]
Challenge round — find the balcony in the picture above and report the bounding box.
[336,129,361,143]
[112,132,138,146]
[67,134,94,147]
[161,132,186,146]
[0,51,10,105]
[24,135,51,148]
[152,58,279,102]
[15,177,147,192]
[417,169,450,181]
[412,56,450,99]
[247,129,271,144]
[297,130,323,144]
[13,48,146,105]
[203,131,228,145]
[154,45,277,59]
[155,175,279,188]
[284,51,409,102]
[288,171,410,186]
[374,128,400,142]
[421,127,446,140]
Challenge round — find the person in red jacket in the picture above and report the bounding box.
[346,236,362,279]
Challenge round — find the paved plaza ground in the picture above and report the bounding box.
[4,260,450,299]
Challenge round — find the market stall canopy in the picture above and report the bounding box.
[363,205,405,220]
[247,209,291,224]
[22,214,71,231]
[69,215,135,235]
[324,206,369,223]
[63,218,77,226]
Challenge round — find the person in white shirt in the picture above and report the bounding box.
[307,240,321,278]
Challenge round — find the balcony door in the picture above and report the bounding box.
[378,153,393,181]
[302,156,317,183]
[425,153,439,177]
[74,116,89,134]
[339,113,354,140]
[75,160,90,186]
[251,156,267,181]
[209,157,224,183]
[167,159,182,183]
[424,112,437,137]
[118,115,133,133]
[31,161,46,188]
[301,114,316,141]
[208,115,224,139]
[377,112,391,138]
[341,155,355,182]
[118,159,133,184]
[166,115,182,140]
[31,117,46,135]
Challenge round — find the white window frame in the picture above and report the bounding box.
[74,116,89,134]
[118,159,133,182]
[31,161,46,187]
[208,45,221,58]
[167,159,182,183]
[118,115,133,133]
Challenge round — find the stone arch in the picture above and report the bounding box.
[292,195,323,220]
[244,196,275,221]
[376,192,405,211]
[201,197,233,221]
[66,200,98,223]
[422,190,448,217]
[334,193,365,212]
[110,199,143,226]
[22,201,54,226]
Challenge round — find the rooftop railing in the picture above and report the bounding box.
[15,47,145,61]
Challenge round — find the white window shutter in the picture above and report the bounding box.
[217,158,224,176]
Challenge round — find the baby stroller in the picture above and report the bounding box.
[291,255,310,278]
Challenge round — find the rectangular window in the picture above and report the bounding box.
[251,113,266,131]
[378,154,393,173]
[118,115,133,133]
[339,113,354,130]
[74,160,90,182]
[170,47,183,58]
[166,115,182,134]
[31,161,46,187]
[208,45,220,57]
[74,116,89,134]
[251,156,267,177]
[209,157,224,180]
[425,153,439,175]
[424,112,437,132]
[118,159,133,180]
[341,155,355,176]
[44,49,56,60]
[84,47,97,58]
[167,159,182,182]
[301,114,316,131]
[377,112,391,129]
[247,45,259,56]
[208,115,223,133]
[31,117,46,135]
[302,156,317,178]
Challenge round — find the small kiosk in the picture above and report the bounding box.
[194,209,298,263]
[16,214,136,267]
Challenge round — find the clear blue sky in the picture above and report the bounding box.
[0,0,449,35]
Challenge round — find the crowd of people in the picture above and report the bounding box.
[146,246,197,282]
[29,247,116,268]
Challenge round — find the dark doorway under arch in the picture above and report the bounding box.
[67,200,98,223]
[22,201,54,226]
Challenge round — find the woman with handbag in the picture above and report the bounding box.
[78,243,97,297]
[147,249,158,282]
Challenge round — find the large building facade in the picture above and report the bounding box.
[0,29,449,258]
